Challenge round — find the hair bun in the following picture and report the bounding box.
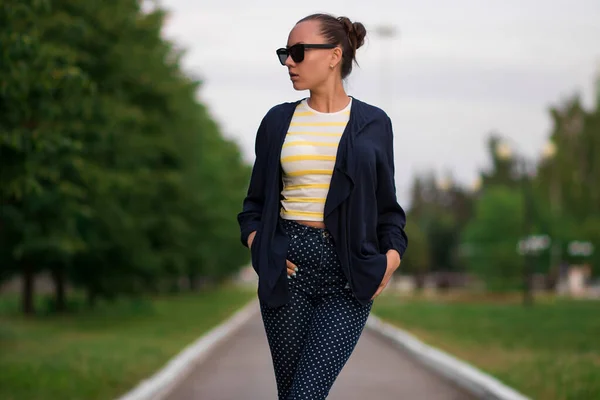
[337,16,366,52]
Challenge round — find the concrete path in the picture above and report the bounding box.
[166,307,474,400]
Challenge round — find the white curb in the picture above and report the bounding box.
[115,299,259,400]
[366,314,531,400]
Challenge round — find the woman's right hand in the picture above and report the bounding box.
[286,259,298,278]
[247,231,257,249]
[248,231,297,277]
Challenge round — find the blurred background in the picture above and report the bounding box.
[1,1,599,399]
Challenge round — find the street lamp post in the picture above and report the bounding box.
[471,176,482,193]
[495,139,542,306]
[373,24,398,112]
[518,155,536,306]
[595,60,600,109]
[542,141,560,279]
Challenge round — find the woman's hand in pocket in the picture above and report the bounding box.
[286,259,298,278]
[247,231,257,249]
[371,250,401,300]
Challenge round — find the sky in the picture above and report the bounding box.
[159,0,600,206]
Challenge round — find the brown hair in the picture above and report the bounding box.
[297,13,367,79]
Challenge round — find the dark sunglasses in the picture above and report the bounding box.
[276,43,336,65]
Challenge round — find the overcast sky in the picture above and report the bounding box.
[160,0,600,205]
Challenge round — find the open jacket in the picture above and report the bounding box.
[237,97,408,308]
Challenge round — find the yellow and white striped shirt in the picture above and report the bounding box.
[280,97,352,221]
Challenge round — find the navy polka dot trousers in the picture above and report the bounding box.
[259,218,374,400]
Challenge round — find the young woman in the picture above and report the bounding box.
[237,13,408,400]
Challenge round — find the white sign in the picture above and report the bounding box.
[517,235,551,255]
[568,241,594,257]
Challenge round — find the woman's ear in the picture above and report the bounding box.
[331,47,343,69]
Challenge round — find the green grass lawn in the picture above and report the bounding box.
[373,293,600,400]
[0,285,255,400]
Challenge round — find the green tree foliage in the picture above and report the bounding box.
[0,0,250,314]
[398,219,429,285]
[480,134,519,189]
[407,173,474,275]
[461,186,524,290]
[537,94,600,271]
[407,79,599,290]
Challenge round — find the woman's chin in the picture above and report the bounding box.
[291,81,308,91]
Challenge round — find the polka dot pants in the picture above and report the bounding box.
[259,219,373,400]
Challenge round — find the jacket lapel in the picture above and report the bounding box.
[323,98,366,219]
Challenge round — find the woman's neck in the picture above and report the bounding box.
[308,83,349,113]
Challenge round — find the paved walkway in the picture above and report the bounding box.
[167,307,474,400]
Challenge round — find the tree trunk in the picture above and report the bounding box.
[415,272,426,291]
[87,286,97,309]
[51,266,66,313]
[22,262,35,315]
[188,272,198,291]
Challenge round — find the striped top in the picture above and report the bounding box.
[279,97,352,221]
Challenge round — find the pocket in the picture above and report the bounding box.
[352,241,387,297]
[360,239,380,257]
[285,232,299,266]
[250,229,262,273]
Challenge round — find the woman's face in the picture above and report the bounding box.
[284,20,341,91]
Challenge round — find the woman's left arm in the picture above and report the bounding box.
[375,116,408,266]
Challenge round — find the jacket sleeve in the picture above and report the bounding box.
[376,116,408,258]
[237,114,269,248]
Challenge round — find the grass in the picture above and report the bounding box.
[372,292,600,400]
[0,285,255,400]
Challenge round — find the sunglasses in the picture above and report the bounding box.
[276,43,336,65]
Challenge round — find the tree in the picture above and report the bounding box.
[407,172,475,274]
[1,0,252,314]
[480,134,519,189]
[461,186,524,291]
[1,0,93,313]
[534,91,600,277]
[399,219,430,288]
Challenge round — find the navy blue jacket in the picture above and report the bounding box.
[237,97,408,308]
